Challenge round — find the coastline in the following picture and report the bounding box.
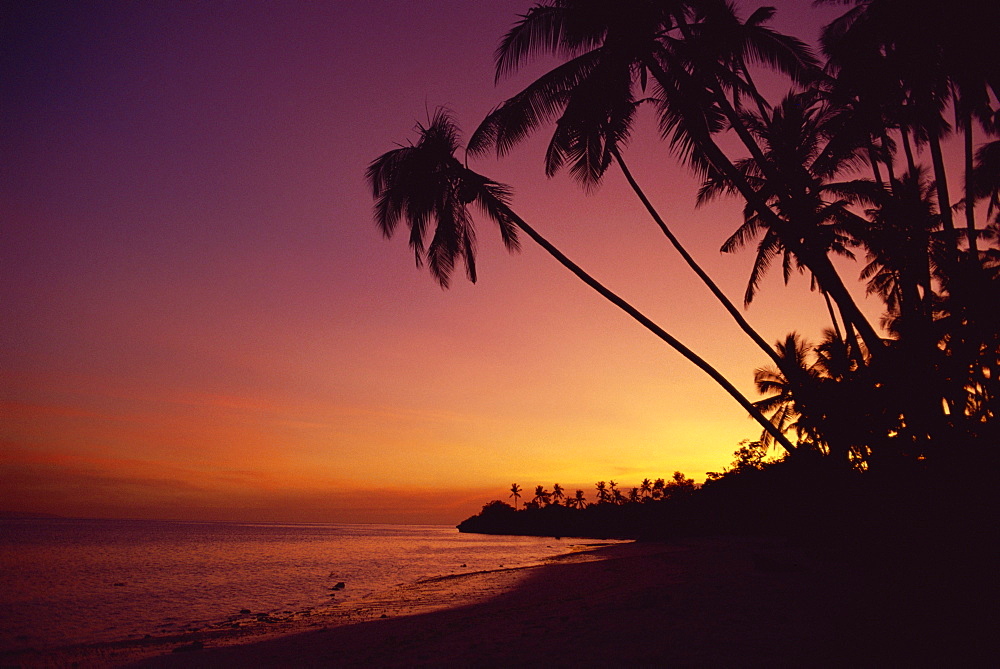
[8,535,990,667]
[126,536,854,667]
[2,540,616,668]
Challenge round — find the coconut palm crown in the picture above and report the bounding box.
[366,109,520,288]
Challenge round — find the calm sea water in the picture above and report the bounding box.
[0,518,578,651]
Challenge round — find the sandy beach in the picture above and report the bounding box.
[6,534,990,668]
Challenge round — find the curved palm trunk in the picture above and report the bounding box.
[641,56,885,355]
[612,148,788,372]
[495,200,798,454]
[707,89,887,354]
[822,290,845,343]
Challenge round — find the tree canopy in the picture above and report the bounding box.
[369,0,999,474]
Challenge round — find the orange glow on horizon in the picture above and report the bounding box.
[3,1,893,524]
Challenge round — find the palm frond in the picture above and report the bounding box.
[366,108,521,288]
[469,50,602,157]
[720,216,763,253]
[745,230,783,304]
[495,5,583,82]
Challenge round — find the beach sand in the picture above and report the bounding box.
[7,535,990,667]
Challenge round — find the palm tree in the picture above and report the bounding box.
[467,0,840,372]
[752,332,825,451]
[639,477,652,498]
[594,480,610,504]
[752,330,903,464]
[509,483,522,510]
[532,485,552,507]
[608,480,623,505]
[819,0,1000,264]
[367,108,797,452]
[567,489,588,509]
[551,483,565,505]
[702,89,883,355]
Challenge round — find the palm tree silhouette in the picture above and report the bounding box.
[567,489,588,509]
[700,89,886,359]
[467,0,829,374]
[752,333,823,450]
[509,483,522,510]
[551,483,565,506]
[532,485,552,507]
[608,480,621,505]
[639,478,652,499]
[367,109,796,452]
[594,480,610,504]
[819,0,1000,264]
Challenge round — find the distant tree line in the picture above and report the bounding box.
[508,473,697,512]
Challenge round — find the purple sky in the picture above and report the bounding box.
[3,1,875,524]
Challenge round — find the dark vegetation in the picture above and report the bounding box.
[457,441,989,546]
[368,0,999,474]
[369,2,997,661]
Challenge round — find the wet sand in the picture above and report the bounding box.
[7,536,989,667]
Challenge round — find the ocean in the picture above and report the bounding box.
[0,518,580,652]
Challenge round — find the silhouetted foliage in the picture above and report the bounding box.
[374,5,997,660]
[458,474,706,539]
[370,1,998,474]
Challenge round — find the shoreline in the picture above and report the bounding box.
[2,540,619,668]
[8,535,990,667]
[126,536,851,667]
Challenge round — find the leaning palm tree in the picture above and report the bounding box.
[467,0,830,373]
[367,108,796,452]
[702,89,881,352]
[509,483,522,510]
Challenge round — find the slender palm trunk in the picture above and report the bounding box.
[879,132,897,184]
[642,55,884,354]
[822,290,845,343]
[962,108,979,258]
[928,132,955,236]
[900,126,917,174]
[612,148,787,371]
[869,145,885,188]
[496,200,798,454]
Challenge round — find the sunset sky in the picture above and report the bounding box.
[4,0,887,524]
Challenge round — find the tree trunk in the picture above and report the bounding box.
[612,149,787,371]
[644,54,885,355]
[963,107,979,258]
[498,202,798,454]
